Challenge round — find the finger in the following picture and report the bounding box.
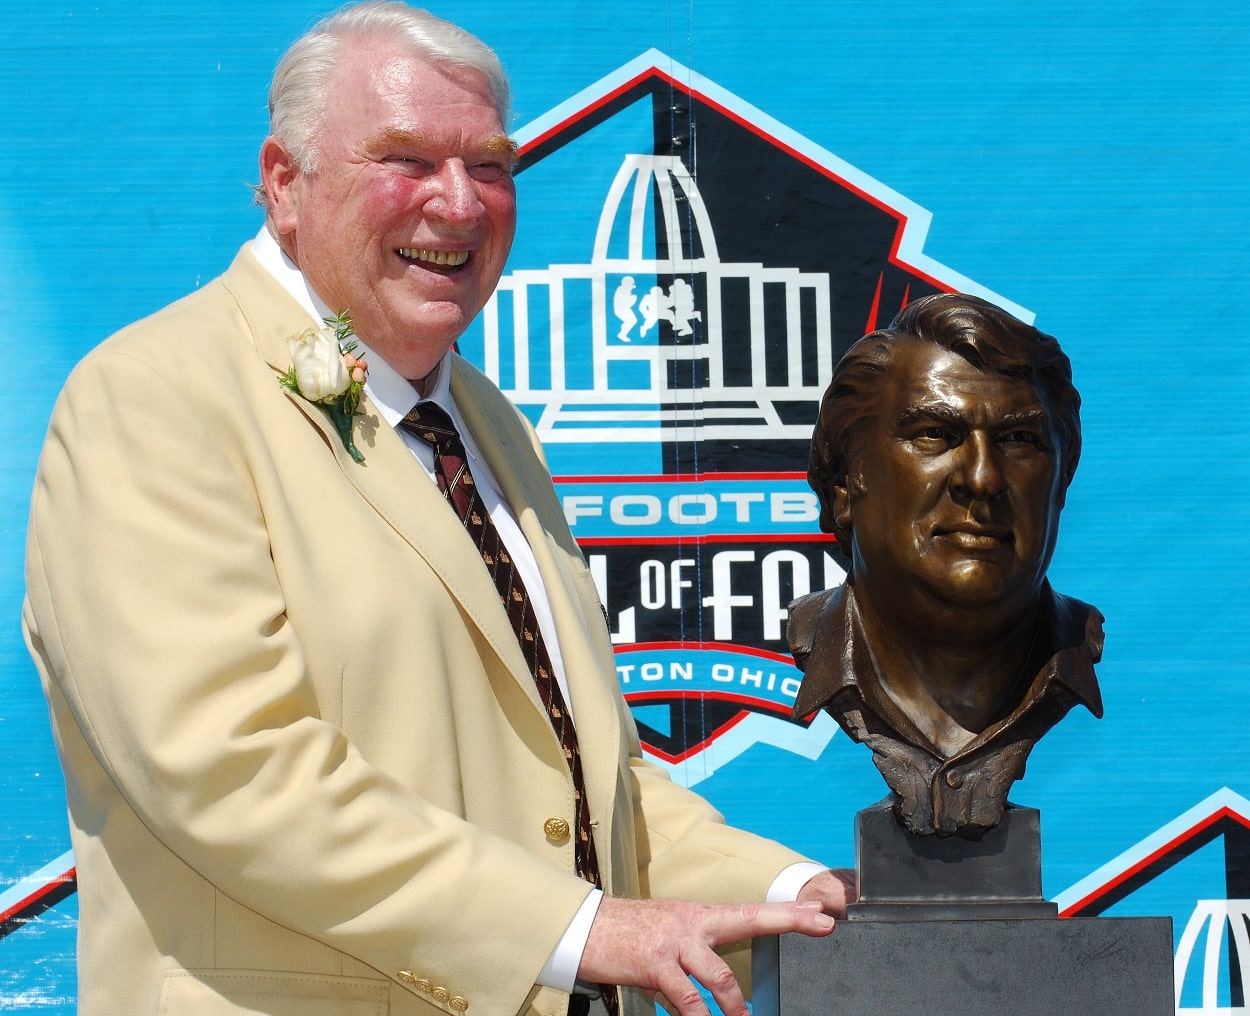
[699,900,835,946]
[655,969,711,1016]
[687,949,748,1016]
[651,989,677,1016]
[797,867,857,916]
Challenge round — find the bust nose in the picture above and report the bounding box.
[950,432,1005,503]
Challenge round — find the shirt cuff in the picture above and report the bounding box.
[536,888,603,992]
[536,865,825,992]
[766,861,830,903]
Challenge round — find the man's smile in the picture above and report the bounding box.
[397,246,470,271]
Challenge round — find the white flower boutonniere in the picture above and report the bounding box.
[280,311,369,463]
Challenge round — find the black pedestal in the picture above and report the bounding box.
[753,915,1175,1016]
[850,799,1056,920]
[753,800,1174,1014]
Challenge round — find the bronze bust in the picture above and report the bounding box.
[789,293,1104,838]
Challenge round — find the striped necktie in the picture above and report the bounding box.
[400,402,603,886]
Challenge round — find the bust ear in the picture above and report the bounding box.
[833,482,852,533]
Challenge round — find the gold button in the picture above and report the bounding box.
[397,970,418,984]
[450,996,470,1012]
[544,817,571,842]
[945,771,963,788]
[415,978,433,994]
[433,986,451,1004]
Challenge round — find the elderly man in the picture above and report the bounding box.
[789,293,1104,838]
[23,4,850,1016]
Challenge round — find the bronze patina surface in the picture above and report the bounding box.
[790,293,1102,837]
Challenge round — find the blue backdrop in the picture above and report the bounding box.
[2,2,1248,1011]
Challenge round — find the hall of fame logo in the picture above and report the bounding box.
[456,50,1030,786]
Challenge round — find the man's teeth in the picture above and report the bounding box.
[398,248,469,267]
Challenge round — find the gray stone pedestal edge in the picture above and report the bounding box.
[752,914,1174,1016]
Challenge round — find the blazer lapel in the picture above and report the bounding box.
[221,248,544,716]
[452,362,624,850]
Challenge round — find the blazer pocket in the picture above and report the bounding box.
[158,968,389,1015]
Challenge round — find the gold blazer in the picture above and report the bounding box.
[23,247,806,1016]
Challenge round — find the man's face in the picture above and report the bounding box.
[843,335,1064,630]
[264,39,516,381]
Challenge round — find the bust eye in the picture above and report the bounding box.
[913,426,959,449]
[1000,429,1045,448]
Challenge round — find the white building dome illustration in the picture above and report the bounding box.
[477,155,834,443]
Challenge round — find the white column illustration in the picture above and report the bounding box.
[1174,899,1250,1014]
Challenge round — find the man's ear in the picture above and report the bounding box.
[259,137,300,237]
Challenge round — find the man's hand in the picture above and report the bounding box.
[796,867,857,917]
[577,896,835,1016]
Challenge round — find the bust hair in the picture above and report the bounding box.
[808,292,1082,565]
[266,1,511,177]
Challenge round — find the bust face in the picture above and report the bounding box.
[842,335,1065,637]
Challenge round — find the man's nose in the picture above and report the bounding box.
[951,432,1005,502]
[424,159,485,227]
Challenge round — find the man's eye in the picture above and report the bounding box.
[468,162,510,183]
[389,157,432,174]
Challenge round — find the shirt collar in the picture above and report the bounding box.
[250,225,327,326]
[250,226,453,429]
[790,580,1104,758]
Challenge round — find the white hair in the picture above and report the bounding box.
[267,1,511,174]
